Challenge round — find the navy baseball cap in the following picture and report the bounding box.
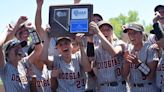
[5,40,27,54]
[154,5,164,12]
[97,21,113,30]
[123,23,144,33]
[93,13,103,20]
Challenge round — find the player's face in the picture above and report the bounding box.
[127,29,143,45]
[8,45,24,62]
[158,8,164,24]
[100,25,113,39]
[93,16,102,23]
[158,8,164,17]
[57,40,72,56]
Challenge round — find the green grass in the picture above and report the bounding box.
[0,80,3,85]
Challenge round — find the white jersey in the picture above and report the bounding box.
[94,40,125,84]
[156,49,164,90]
[0,58,30,92]
[94,40,127,92]
[31,64,52,92]
[53,53,86,92]
[129,42,159,92]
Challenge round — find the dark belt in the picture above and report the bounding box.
[133,82,152,87]
[100,81,126,87]
[85,90,94,92]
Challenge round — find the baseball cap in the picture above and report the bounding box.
[97,21,113,29]
[93,13,103,20]
[56,37,71,46]
[4,40,27,54]
[123,23,144,33]
[154,5,164,12]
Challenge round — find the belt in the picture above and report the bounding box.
[133,82,152,87]
[85,90,94,92]
[100,81,126,87]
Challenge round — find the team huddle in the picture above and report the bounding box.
[0,0,164,92]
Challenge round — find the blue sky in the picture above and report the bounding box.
[0,0,163,31]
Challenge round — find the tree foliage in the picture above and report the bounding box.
[108,10,152,38]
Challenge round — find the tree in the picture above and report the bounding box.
[109,10,139,38]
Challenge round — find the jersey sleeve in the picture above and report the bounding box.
[147,47,159,63]
[53,56,62,69]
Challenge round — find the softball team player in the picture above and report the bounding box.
[89,21,127,92]
[0,28,42,92]
[53,35,91,92]
[154,4,164,92]
[123,23,159,92]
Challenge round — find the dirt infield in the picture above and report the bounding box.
[0,85,4,92]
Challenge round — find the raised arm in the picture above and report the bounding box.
[41,33,53,69]
[35,0,46,38]
[0,30,11,67]
[89,21,121,57]
[5,16,28,42]
[35,0,54,69]
[28,42,43,64]
[76,34,91,72]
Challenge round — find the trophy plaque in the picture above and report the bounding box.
[49,4,93,37]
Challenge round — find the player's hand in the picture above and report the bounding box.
[89,21,99,34]
[6,24,14,33]
[150,43,159,50]
[51,68,61,78]
[123,51,132,63]
[74,0,81,4]
[16,16,28,27]
[75,33,84,44]
[124,53,140,65]
[36,0,43,8]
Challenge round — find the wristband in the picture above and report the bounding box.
[138,63,150,75]
[87,42,95,57]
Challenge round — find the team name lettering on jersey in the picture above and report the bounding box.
[36,79,50,87]
[11,74,28,83]
[58,72,80,79]
[11,74,21,82]
[97,58,120,69]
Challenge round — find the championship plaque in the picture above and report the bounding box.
[49,4,93,37]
